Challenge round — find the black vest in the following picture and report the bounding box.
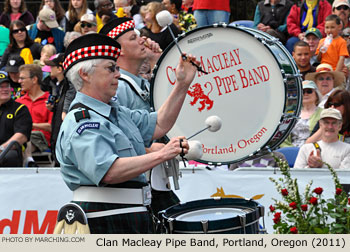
[258,0,294,30]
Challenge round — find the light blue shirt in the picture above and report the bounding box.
[116,69,151,111]
[56,92,157,191]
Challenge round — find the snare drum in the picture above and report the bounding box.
[159,198,264,234]
[151,25,302,165]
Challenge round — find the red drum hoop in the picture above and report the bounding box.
[151,25,302,165]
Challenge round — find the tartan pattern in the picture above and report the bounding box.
[63,45,121,70]
[73,201,154,234]
[150,190,180,218]
[107,20,135,39]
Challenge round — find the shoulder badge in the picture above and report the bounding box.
[74,109,90,122]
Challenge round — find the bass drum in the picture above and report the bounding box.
[151,25,302,165]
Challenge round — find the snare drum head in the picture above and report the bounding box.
[151,25,300,164]
[175,207,246,222]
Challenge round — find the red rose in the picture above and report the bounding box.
[309,197,318,205]
[313,187,323,195]
[344,208,347,213]
[348,198,350,205]
[289,202,297,209]
[273,212,281,224]
[281,189,288,196]
[301,204,308,211]
[290,226,298,234]
[336,188,342,195]
[269,205,275,212]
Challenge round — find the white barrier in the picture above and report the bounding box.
[1,167,350,234]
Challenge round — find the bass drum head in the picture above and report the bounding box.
[151,25,301,164]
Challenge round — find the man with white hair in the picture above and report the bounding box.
[294,108,350,168]
[55,33,199,233]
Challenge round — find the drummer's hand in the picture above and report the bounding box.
[160,136,189,160]
[175,53,199,87]
[298,32,305,41]
[143,37,162,63]
[146,142,165,153]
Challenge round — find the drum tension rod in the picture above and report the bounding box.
[255,36,279,46]
[201,220,209,234]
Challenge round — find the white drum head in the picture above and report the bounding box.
[151,26,286,164]
[175,207,246,222]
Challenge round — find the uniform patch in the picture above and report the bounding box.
[76,122,100,135]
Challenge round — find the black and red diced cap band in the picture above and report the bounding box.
[63,33,121,73]
[99,18,135,40]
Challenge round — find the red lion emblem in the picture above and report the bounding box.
[187,83,214,112]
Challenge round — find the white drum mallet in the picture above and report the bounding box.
[156,10,208,74]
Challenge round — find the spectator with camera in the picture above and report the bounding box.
[44,53,75,165]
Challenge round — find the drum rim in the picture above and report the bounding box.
[159,198,262,233]
[150,24,302,165]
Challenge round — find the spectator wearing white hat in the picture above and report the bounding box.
[28,8,65,53]
[332,0,350,29]
[74,13,97,35]
[294,108,350,169]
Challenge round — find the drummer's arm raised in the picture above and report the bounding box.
[152,54,199,140]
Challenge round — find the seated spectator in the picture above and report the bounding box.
[43,53,76,165]
[73,13,97,35]
[0,0,34,28]
[162,0,197,32]
[28,8,65,53]
[140,1,180,51]
[65,0,93,32]
[16,64,53,167]
[114,0,143,28]
[305,63,345,108]
[39,0,66,30]
[4,54,25,99]
[95,0,118,32]
[306,89,350,144]
[253,0,294,45]
[63,31,82,49]
[294,108,350,168]
[0,20,42,70]
[33,44,56,69]
[192,0,230,28]
[304,27,322,66]
[0,25,10,60]
[280,80,322,148]
[0,74,32,167]
[292,40,316,80]
[286,0,332,54]
[316,14,348,71]
[332,0,350,29]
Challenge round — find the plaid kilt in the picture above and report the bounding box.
[73,201,154,234]
[150,190,180,217]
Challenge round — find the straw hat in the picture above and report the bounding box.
[305,63,345,87]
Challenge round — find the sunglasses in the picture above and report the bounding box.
[12,28,26,34]
[328,101,343,107]
[336,5,349,11]
[93,64,120,73]
[81,22,94,28]
[303,89,314,94]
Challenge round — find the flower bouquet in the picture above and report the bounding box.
[269,157,350,234]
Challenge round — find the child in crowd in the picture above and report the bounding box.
[33,44,56,78]
[316,14,348,71]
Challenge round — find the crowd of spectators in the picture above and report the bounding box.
[1,0,350,169]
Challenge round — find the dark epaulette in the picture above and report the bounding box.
[74,109,90,122]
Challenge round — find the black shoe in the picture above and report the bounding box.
[27,161,39,167]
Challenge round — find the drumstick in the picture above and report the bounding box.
[156,10,208,75]
[187,116,222,140]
